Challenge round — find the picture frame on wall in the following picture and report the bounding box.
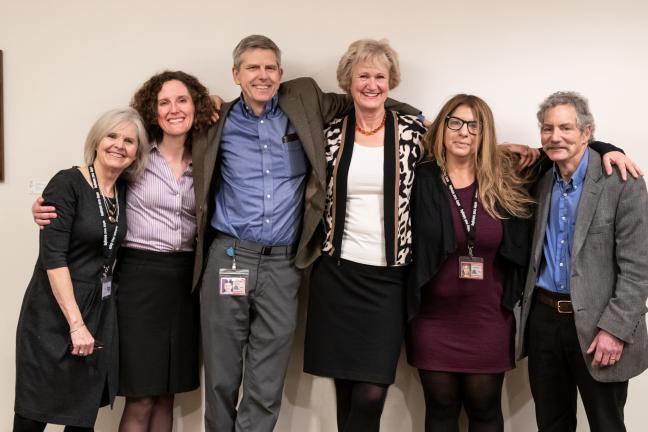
[0,49,4,181]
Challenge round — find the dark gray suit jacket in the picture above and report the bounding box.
[517,150,648,382]
[190,77,417,289]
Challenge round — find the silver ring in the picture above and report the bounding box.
[79,351,85,356]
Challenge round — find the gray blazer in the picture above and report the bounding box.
[191,77,418,289]
[517,150,648,382]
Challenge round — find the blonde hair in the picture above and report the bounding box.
[425,94,533,219]
[83,108,149,178]
[336,39,401,93]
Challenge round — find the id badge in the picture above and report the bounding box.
[458,256,484,280]
[219,268,250,296]
[101,275,112,299]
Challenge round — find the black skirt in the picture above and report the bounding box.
[303,255,406,385]
[114,248,199,397]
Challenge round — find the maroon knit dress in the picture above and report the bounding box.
[407,182,515,373]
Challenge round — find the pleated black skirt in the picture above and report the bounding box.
[303,254,406,385]
[114,247,199,397]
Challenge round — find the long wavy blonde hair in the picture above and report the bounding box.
[424,94,534,219]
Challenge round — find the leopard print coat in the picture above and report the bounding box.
[321,110,425,266]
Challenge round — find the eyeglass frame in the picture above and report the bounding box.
[445,116,481,135]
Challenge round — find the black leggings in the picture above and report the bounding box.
[419,370,504,432]
[334,379,389,432]
[13,413,94,432]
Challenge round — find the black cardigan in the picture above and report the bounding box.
[406,141,622,321]
[406,160,532,320]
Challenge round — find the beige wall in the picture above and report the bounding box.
[1,0,647,430]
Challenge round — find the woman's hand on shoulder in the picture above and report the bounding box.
[602,151,644,181]
[32,196,57,230]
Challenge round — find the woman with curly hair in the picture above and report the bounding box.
[33,70,215,432]
[111,70,215,432]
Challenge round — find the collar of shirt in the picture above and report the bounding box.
[212,94,305,246]
[551,148,589,193]
[239,93,281,119]
[536,148,589,294]
[148,141,193,172]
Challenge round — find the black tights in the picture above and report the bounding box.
[419,370,504,432]
[13,413,94,432]
[334,379,389,432]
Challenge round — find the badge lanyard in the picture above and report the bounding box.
[442,171,484,280]
[218,246,250,296]
[88,164,119,297]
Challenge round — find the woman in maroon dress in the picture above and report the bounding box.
[406,94,534,432]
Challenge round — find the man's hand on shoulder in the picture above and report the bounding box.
[501,143,541,170]
[209,95,223,123]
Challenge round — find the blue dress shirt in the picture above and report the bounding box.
[537,149,590,294]
[212,94,308,246]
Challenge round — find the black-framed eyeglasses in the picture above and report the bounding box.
[445,116,481,135]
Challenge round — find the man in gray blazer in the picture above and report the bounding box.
[517,91,648,432]
[192,35,418,432]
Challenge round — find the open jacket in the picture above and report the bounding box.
[321,110,426,266]
[191,78,420,289]
[517,150,648,382]
[407,160,531,320]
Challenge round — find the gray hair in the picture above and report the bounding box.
[232,35,282,70]
[83,108,149,178]
[336,39,401,94]
[537,91,596,140]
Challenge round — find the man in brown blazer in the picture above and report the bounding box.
[192,35,418,432]
[517,91,648,432]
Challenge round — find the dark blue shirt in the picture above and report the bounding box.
[537,149,589,294]
[212,94,308,245]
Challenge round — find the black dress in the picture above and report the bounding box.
[15,168,123,428]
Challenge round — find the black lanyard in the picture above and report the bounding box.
[442,171,479,256]
[88,164,119,277]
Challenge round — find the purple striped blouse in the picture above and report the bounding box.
[122,144,196,252]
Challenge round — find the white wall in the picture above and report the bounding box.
[1,0,647,430]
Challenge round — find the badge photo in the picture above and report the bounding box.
[458,256,484,280]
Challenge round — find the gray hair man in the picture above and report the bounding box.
[517,91,648,432]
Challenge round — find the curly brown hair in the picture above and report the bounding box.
[131,70,215,144]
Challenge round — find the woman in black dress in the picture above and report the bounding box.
[14,108,148,432]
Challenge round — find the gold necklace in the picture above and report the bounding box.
[355,112,387,136]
